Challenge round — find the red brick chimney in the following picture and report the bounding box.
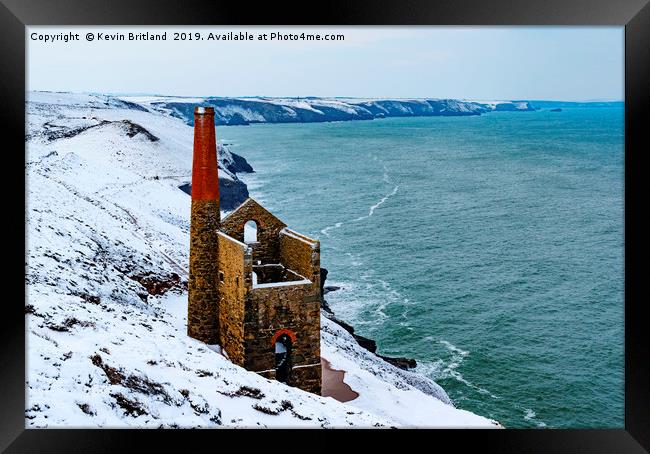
[188,106,221,344]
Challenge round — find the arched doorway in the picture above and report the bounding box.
[272,330,296,383]
[274,334,292,383]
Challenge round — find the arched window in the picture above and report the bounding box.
[244,220,258,244]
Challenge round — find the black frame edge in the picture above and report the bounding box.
[624,0,650,450]
[2,0,648,452]
[0,1,26,452]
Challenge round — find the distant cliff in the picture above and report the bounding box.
[142,97,535,126]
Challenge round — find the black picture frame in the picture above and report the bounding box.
[2,0,648,451]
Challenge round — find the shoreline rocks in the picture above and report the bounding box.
[319,268,417,371]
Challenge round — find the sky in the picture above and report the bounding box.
[27,26,624,101]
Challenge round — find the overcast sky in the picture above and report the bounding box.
[27,26,623,101]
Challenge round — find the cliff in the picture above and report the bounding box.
[118,95,535,126]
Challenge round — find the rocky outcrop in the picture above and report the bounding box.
[377,355,417,370]
[319,268,417,371]
[31,118,159,143]
[119,120,159,141]
[179,178,249,212]
[218,146,254,174]
[129,272,186,296]
[178,145,253,210]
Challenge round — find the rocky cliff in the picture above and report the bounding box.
[130,96,535,126]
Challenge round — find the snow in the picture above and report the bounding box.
[213,105,268,123]
[280,227,317,246]
[321,317,501,428]
[26,91,500,428]
[252,278,312,289]
[118,96,206,104]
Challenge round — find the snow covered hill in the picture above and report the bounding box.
[119,95,535,126]
[25,91,500,428]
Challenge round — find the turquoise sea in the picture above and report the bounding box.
[220,107,624,428]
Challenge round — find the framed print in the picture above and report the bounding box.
[2,0,648,451]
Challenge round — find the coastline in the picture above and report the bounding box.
[25,91,528,427]
[320,268,418,371]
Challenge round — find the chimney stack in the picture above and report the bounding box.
[188,106,221,344]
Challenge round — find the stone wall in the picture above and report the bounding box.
[221,198,286,264]
[216,232,249,366]
[258,364,322,395]
[244,283,321,394]
[287,364,322,395]
[187,199,220,344]
[216,197,322,394]
[279,229,321,292]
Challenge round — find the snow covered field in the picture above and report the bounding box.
[25,91,500,428]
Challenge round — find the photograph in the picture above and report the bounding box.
[22,25,629,430]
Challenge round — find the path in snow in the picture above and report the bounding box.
[320,358,359,403]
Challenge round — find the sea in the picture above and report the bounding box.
[219,106,624,428]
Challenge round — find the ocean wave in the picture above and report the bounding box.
[522,408,547,427]
[354,185,399,222]
[345,252,363,267]
[417,340,501,401]
[318,181,399,236]
[320,222,342,236]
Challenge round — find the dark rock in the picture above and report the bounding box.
[218,147,254,174]
[550,108,562,112]
[226,112,250,126]
[178,183,191,196]
[218,177,250,211]
[119,120,159,141]
[377,355,417,370]
[178,177,250,211]
[39,118,159,143]
[229,152,254,173]
[325,312,378,353]
[129,272,184,295]
[77,402,96,416]
[47,317,95,332]
[110,392,147,417]
[320,268,329,295]
[92,354,173,403]
[217,385,265,399]
[353,334,378,353]
[90,354,125,384]
[320,298,333,314]
[323,285,340,294]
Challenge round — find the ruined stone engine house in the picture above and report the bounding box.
[187,106,322,394]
